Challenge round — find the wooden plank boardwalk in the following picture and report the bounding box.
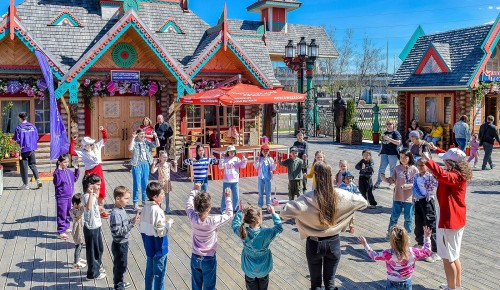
[0,134,499,289]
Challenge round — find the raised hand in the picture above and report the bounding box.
[194,183,202,190]
[98,126,104,131]
[72,134,78,141]
[132,132,138,139]
[357,235,368,247]
[239,199,245,212]
[428,142,437,150]
[423,226,432,238]
[268,205,275,215]
[224,187,231,197]
[362,163,366,170]
[421,152,431,162]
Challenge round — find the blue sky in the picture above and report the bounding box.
[2,0,500,73]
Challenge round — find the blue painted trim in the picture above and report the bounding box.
[50,14,81,27]
[227,42,268,88]
[58,20,192,100]
[159,20,183,33]
[231,34,261,39]
[189,43,222,79]
[467,14,500,88]
[140,0,181,6]
[176,81,185,101]
[0,29,7,41]
[399,25,425,62]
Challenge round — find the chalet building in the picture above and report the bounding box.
[390,20,500,148]
[0,0,337,163]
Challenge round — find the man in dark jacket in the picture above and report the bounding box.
[479,115,500,170]
[13,112,41,189]
[154,114,173,157]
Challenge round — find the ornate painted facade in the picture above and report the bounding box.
[0,0,337,162]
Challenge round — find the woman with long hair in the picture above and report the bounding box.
[281,161,367,290]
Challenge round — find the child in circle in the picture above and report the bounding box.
[335,160,349,187]
[232,200,283,290]
[219,145,247,213]
[306,151,325,190]
[151,150,178,213]
[53,153,80,239]
[253,145,277,211]
[358,225,432,290]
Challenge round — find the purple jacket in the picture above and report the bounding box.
[53,167,80,199]
[13,122,39,153]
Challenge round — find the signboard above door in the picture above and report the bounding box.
[111,70,141,82]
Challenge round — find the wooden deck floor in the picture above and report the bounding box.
[0,135,499,289]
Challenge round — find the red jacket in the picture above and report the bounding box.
[425,158,467,229]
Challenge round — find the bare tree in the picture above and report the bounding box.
[354,35,384,100]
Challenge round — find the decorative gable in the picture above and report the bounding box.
[48,8,83,27]
[157,17,185,34]
[414,43,451,74]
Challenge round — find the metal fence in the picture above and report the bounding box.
[276,106,399,140]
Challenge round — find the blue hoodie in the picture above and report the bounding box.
[13,122,39,153]
[232,211,283,278]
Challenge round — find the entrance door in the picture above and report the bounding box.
[94,96,154,160]
[485,96,499,127]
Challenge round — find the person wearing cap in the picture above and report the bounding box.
[339,171,361,233]
[254,145,277,210]
[479,115,500,170]
[408,130,431,158]
[279,146,304,201]
[219,145,247,213]
[13,112,42,190]
[70,126,109,218]
[420,148,472,290]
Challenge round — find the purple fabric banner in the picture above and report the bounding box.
[35,50,69,160]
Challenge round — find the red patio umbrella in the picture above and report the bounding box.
[180,83,306,105]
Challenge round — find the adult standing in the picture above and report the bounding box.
[479,115,500,170]
[374,120,402,188]
[420,148,471,290]
[154,114,173,157]
[129,128,159,211]
[293,131,308,191]
[281,161,367,290]
[408,130,431,158]
[139,117,155,142]
[333,91,347,143]
[452,115,470,152]
[13,112,42,190]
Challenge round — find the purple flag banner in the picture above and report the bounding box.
[35,50,69,160]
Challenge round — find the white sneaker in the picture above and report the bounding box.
[133,203,139,211]
[17,184,30,190]
[124,281,132,288]
[95,272,106,280]
[425,256,435,263]
[431,252,442,261]
[99,266,106,274]
[439,284,448,289]
[79,259,87,263]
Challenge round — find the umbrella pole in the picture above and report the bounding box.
[216,105,221,148]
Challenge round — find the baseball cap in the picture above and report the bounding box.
[290,146,299,152]
[81,137,96,146]
[261,144,269,151]
[342,171,354,180]
[438,148,466,163]
[226,145,236,153]
[408,130,420,138]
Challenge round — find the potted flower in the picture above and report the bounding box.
[340,99,363,145]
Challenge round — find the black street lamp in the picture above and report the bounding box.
[283,37,319,136]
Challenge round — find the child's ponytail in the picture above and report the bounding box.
[239,206,262,240]
[239,222,248,240]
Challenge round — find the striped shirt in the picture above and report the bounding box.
[184,157,218,181]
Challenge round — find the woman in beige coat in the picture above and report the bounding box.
[281,161,367,290]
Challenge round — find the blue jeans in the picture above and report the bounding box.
[426,136,441,144]
[194,178,208,192]
[386,278,412,290]
[388,201,414,234]
[455,138,467,152]
[258,178,272,208]
[191,253,217,290]
[145,254,168,290]
[377,154,399,184]
[132,161,150,203]
[221,182,239,212]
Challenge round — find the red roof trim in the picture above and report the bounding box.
[414,46,450,74]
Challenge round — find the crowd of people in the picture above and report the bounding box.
[12,110,497,290]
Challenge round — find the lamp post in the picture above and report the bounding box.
[283,37,319,136]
